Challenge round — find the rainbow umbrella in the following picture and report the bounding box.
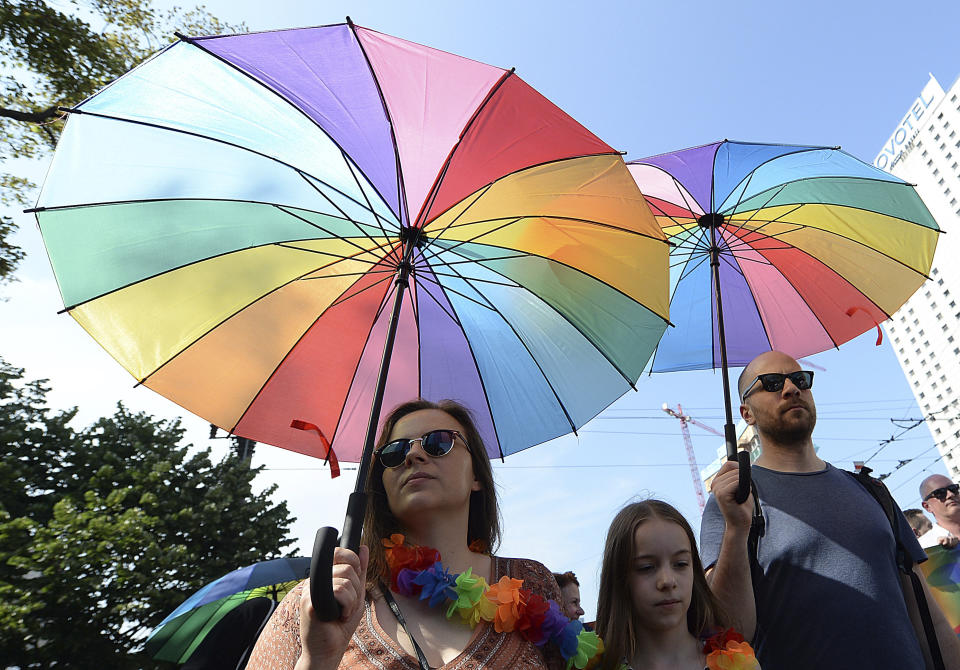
[34,22,669,617]
[146,557,310,663]
[627,140,938,491]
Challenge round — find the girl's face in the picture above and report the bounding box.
[381,409,480,523]
[628,517,694,633]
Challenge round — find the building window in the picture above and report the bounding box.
[928,159,935,167]
[939,178,946,185]
[935,133,941,140]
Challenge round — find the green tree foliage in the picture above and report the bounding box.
[0,0,244,283]
[0,358,295,668]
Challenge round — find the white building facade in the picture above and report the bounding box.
[875,74,960,479]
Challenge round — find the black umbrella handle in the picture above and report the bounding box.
[735,450,751,504]
[310,527,341,621]
[310,491,368,621]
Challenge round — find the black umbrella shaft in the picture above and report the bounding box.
[341,235,417,552]
[709,224,737,461]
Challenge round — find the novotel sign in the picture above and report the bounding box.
[874,75,945,172]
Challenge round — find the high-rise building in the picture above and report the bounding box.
[874,74,960,480]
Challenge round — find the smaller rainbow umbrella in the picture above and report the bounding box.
[146,556,310,664]
[628,140,939,495]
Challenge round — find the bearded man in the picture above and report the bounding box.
[700,350,959,670]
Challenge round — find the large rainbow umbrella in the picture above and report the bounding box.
[34,22,669,617]
[627,140,938,490]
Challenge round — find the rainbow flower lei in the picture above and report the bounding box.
[382,534,604,669]
[701,628,760,670]
[616,628,760,670]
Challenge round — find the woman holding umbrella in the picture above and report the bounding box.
[247,399,585,670]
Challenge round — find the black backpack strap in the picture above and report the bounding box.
[849,467,945,670]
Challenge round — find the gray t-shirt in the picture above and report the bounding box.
[700,462,926,669]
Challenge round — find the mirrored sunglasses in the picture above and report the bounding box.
[375,429,465,469]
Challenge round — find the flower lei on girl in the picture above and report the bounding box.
[382,534,604,669]
[617,628,760,670]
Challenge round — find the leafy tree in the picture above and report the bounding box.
[0,358,295,668]
[0,0,245,283]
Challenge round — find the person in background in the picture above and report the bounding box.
[553,571,585,620]
[919,474,960,550]
[905,508,934,538]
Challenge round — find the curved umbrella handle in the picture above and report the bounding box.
[734,450,751,504]
[310,526,342,621]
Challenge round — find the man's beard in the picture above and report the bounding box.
[763,403,816,445]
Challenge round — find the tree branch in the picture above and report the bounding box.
[0,105,62,124]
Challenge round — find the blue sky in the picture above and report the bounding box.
[2,0,959,619]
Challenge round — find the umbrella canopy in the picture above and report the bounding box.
[146,557,309,663]
[627,140,939,373]
[34,21,670,464]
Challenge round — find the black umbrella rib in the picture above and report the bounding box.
[425,253,528,266]
[420,216,525,263]
[744,244,842,351]
[136,257,380,387]
[273,242,388,267]
[411,274,463,327]
[434,258,579,437]
[419,184,495,257]
[722,175,939,233]
[340,148,392,241]
[326,271,397,313]
[430,212,668,244]
[723,188,796,240]
[62,107,391,221]
[177,32,400,222]
[713,145,827,216]
[232,272,397,440]
[347,18,410,227]
[420,150,628,230]
[427,238,670,327]
[415,263,507,461]
[58,233,372,313]
[292,173,397,260]
[424,242,648,389]
[275,205,394,262]
[426,271,519,288]
[413,68,517,227]
[750,216,935,280]
[414,271,497,312]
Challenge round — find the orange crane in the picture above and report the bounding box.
[662,403,723,513]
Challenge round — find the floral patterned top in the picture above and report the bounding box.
[245,556,565,670]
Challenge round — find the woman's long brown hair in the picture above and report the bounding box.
[360,399,501,589]
[595,500,728,669]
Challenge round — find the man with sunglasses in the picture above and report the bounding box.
[919,474,960,549]
[700,350,960,670]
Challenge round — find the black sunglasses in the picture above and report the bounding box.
[375,429,466,469]
[741,370,814,401]
[924,483,960,502]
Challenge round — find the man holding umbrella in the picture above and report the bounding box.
[701,350,960,670]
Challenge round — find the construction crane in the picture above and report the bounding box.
[662,403,723,513]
